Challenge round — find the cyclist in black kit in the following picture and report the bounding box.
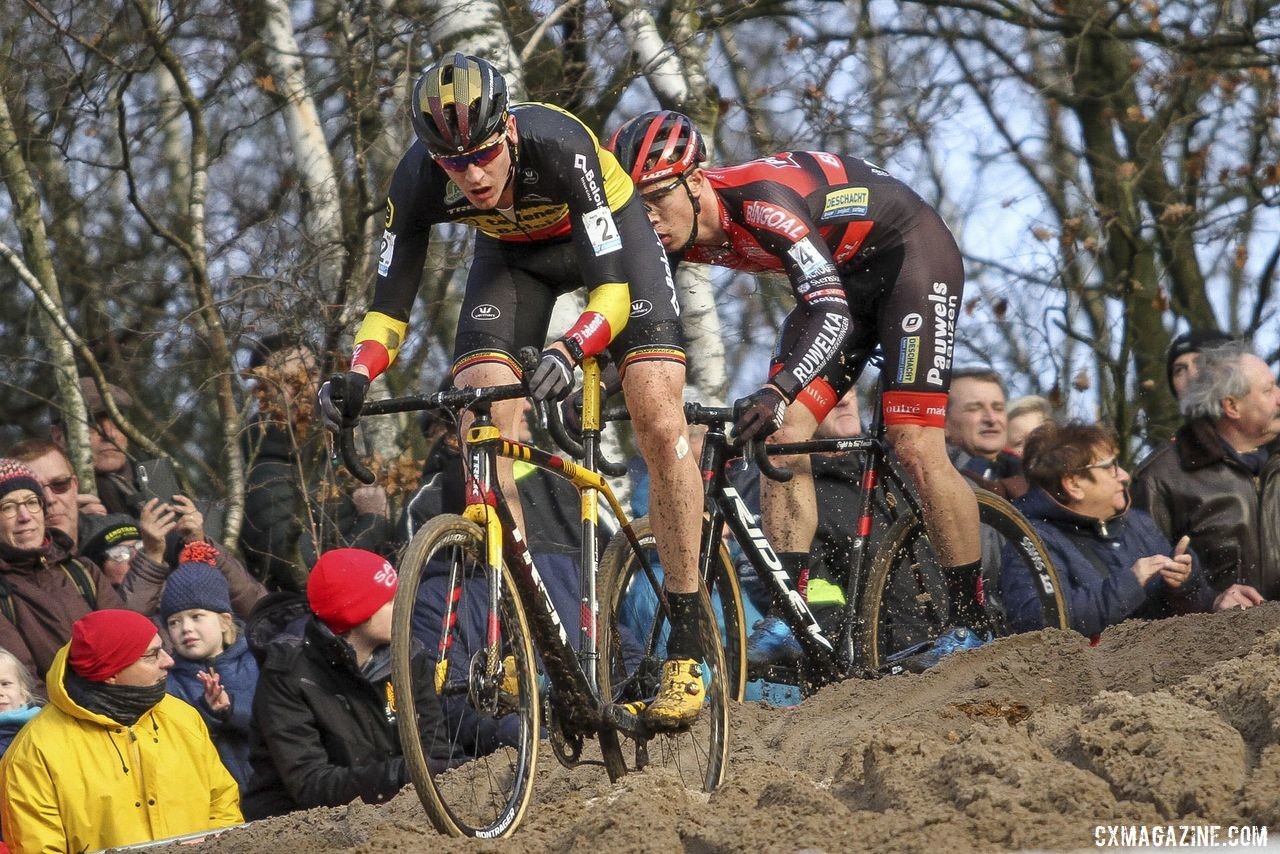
[318,57,707,727]
[607,111,983,661]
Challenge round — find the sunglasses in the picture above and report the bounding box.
[103,542,141,563]
[639,178,685,215]
[431,135,507,173]
[43,475,77,495]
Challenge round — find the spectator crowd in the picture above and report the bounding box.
[0,326,1276,850]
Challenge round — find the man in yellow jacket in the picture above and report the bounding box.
[0,609,241,852]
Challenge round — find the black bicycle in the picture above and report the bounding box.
[334,351,733,838]
[594,372,1066,697]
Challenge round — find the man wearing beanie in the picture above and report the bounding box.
[1134,339,1280,599]
[0,458,127,693]
[1166,328,1232,400]
[242,548,445,819]
[0,610,242,852]
[80,513,142,584]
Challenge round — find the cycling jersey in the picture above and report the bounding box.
[673,151,962,427]
[351,102,682,378]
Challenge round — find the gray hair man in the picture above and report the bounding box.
[1132,340,1280,598]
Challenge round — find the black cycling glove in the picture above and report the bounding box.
[733,386,787,443]
[318,372,370,432]
[528,349,576,403]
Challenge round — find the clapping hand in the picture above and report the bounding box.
[1157,535,1194,589]
[197,669,231,715]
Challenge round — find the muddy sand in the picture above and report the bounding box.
[161,604,1280,852]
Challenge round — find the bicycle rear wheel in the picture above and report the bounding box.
[392,514,539,838]
[857,488,1066,672]
[597,526,731,791]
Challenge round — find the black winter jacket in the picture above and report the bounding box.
[1131,417,1280,597]
[241,617,443,819]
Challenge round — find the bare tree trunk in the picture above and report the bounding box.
[606,0,726,404]
[259,0,345,312]
[133,0,244,542]
[0,86,92,480]
[427,0,524,96]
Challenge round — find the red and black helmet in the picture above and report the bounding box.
[606,110,707,187]
[411,54,510,154]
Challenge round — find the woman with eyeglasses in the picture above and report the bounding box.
[0,459,128,695]
[999,422,1262,639]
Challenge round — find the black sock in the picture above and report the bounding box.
[943,560,985,627]
[664,591,703,660]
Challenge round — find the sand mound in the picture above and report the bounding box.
[166,604,1280,852]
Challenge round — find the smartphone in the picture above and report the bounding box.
[136,458,182,504]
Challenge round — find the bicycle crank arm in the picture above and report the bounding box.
[602,701,655,739]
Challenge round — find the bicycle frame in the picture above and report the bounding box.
[693,408,927,685]
[439,363,661,738]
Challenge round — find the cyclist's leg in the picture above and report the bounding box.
[758,388,819,555]
[885,425,979,567]
[612,201,706,726]
[874,209,982,623]
[752,313,875,654]
[452,237,559,533]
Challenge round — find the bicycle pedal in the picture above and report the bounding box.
[620,700,648,716]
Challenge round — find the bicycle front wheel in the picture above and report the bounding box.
[391,514,539,838]
[597,525,731,791]
[858,488,1066,671]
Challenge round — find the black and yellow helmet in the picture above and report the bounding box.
[411,53,510,154]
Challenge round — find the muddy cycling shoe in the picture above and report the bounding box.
[500,655,520,697]
[641,659,705,729]
[746,616,804,666]
[884,627,991,675]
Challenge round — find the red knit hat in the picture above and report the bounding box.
[0,459,44,509]
[68,610,160,682]
[307,549,398,635]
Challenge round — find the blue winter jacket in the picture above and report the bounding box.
[0,704,40,758]
[1001,487,1216,637]
[165,633,259,788]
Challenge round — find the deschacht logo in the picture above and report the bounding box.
[630,299,653,317]
[471,304,500,320]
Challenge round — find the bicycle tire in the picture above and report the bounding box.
[857,488,1066,672]
[391,514,539,838]
[597,527,731,791]
[601,517,747,700]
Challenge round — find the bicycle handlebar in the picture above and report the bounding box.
[522,347,628,479]
[334,347,629,484]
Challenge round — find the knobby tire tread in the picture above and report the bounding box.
[391,514,539,838]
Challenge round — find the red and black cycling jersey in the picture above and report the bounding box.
[675,151,929,401]
[354,102,634,376]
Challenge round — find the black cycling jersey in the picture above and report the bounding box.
[352,102,679,378]
[674,151,962,426]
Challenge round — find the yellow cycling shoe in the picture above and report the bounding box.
[641,659,705,730]
[500,655,519,697]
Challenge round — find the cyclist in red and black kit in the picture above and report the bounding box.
[317,57,707,727]
[607,111,984,661]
